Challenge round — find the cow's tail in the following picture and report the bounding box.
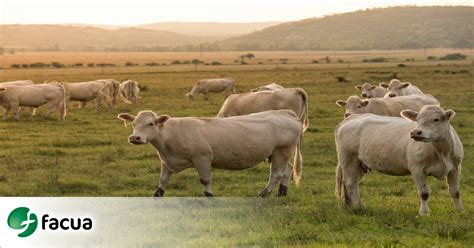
[56,82,67,120]
[119,82,133,104]
[231,78,236,94]
[112,80,120,105]
[99,83,114,110]
[336,163,344,207]
[293,132,303,186]
[295,88,309,132]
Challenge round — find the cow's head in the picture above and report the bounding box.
[336,95,369,118]
[380,79,410,98]
[117,111,170,145]
[401,105,455,142]
[185,92,194,100]
[355,83,377,98]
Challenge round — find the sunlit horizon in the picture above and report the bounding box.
[1,0,473,26]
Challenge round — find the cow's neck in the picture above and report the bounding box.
[430,127,454,163]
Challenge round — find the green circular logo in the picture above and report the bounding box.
[7,207,38,238]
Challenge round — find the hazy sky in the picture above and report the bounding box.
[1,0,472,25]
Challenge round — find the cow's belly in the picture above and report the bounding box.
[18,97,48,107]
[70,92,96,101]
[358,147,410,176]
[211,145,272,170]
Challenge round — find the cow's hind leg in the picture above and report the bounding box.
[154,163,174,197]
[447,167,463,211]
[277,163,292,196]
[3,106,11,120]
[259,147,292,197]
[194,158,214,197]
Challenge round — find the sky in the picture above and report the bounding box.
[1,0,473,25]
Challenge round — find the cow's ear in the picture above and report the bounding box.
[369,85,376,90]
[156,115,170,126]
[401,83,411,88]
[401,110,418,121]
[355,85,362,90]
[379,83,389,88]
[361,100,369,107]
[336,100,346,107]
[0,88,6,92]
[444,110,456,121]
[117,113,135,125]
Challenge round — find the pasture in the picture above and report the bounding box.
[0,51,473,246]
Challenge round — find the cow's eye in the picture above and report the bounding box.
[149,123,154,126]
[357,105,361,108]
[398,87,402,89]
[433,118,440,122]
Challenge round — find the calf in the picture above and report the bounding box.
[355,83,387,98]
[380,79,423,98]
[118,110,303,197]
[335,105,464,215]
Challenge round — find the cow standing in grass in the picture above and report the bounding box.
[381,79,423,98]
[335,105,464,215]
[118,110,303,197]
[119,80,140,104]
[186,78,235,100]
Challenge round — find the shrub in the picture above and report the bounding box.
[312,60,319,64]
[182,60,190,64]
[336,76,349,83]
[427,56,437,60]
[170,60,181,65]
[87,63,95,67]
[337,59,344,63]
[398,64,407,67]
[439,53,467,60]
[11,64,20,68]
[258,62,263,65]
[22,64,29,68]
[234,60,239,63]
[211,61,222,65]
[363,57,386,63]
[145,62,160,66]
[51,62,65,68]
[241,61,247,65]
[125,61,134,66]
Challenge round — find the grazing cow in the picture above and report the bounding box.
[251,83,284,92]
[186,78,235,100]
[118,110,303,197]
[119,80,140,104]
[217,88,309,132]
[0,80,34,87]
[98,79,120,108]
[380,79,423,98]
[355,83,387,98]
[336,95,439,118]
[335,105,464,215]
[0,83,66,120]
[62,81,114,111]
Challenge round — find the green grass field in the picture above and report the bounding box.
[0,59,473,246]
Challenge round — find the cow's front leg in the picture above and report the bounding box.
[447,167,464,211]
[3,106,11,120]
[154,163,174,197]
[412,172,431,215]
[194,160,213,197]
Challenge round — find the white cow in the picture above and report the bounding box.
[98,79,120,108]
[355,83,387,98]
[118,110,303,197]
[251,83,284,92]
[62,81,114,111]
[217,88,309,132]
[335,105,464,215]
[186,78,235,100]
[0,83,66,120]
[119,80,140,104]
[336,95,439,118]
[380,79,423,98]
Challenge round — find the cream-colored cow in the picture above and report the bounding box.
[251,83,284,92]
[118,110,303,197]
[62,81,114,111]
[0,83,66,120]
[335,105,464,215]
[336,95,439,118]
[119,80,140,104]
[355,83,387,98]
[186,78,235,100]
[0,80,34,87]
[380,79,423,98]
[217,88,309,132]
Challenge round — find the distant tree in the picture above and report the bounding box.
[192,59,200,72]
[245,53,255,60]
[239,55,246,64]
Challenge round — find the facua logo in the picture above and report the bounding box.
[7,207,38,238]
[7,207,93,238]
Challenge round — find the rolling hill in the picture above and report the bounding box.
[138,22,281,36]
[0,25,221,51]
[218,6,474,50]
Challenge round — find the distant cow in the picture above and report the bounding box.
[119,80,140,104]
[0,83,66,120]
[251,83,284,92]
[355,83,387,98]
[62,80,114,111]
[217,88,309,132]
[186,78,235,100]
[0,80,34,87]
[380,79,423,98]
[98,79,120,108]
[335,105,464,215]
[336,95,439,118]
[118,110,303,197]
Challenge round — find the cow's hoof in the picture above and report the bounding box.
[258,190,271,197]
[277,184,288,197]
[204,191,213,197]
[154,188,165,197]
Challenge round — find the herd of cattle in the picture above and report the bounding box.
[0,79,140,120]
[1,76,464,215]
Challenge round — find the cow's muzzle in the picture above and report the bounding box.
[388,93,396,98]
[129,135,145,145]
[410,130,425,142]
